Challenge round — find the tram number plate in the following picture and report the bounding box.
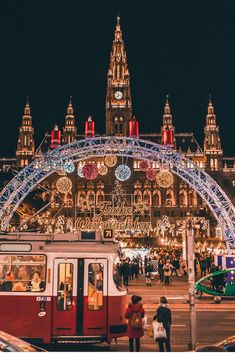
[36,296,51,302]
[104,229,113,239]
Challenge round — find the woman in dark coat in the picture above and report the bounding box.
[125,295,145,352]
[153,296,172,352]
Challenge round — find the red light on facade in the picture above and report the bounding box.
[85,116,95,138]
[50,125,61,149]
[129,116,139,138]
[162,128,173,145]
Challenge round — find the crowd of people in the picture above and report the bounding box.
[116,248,217,289]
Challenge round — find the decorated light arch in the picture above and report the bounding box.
[0,136,235,249]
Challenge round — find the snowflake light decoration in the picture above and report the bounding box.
[133,201,150,216]
[98,165,108,176]
[64,161,75,174]
[115,164,131,181]
[146,168,157,181]
[104,154,117,167]
[56,177,72,194]
[139,160,149,171]
[77,166,84,178]
[82,162,98,180]
[156,170,174,188]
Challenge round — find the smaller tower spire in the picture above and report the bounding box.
[164,94,171,115]
[24,97,31,116]
[62,97,77,144]
[16,99,35,167]
[67,96,74,116]
[117,12,120,24]
[207,95,214,115]
[204,98,223,171]
[161,96,175,147]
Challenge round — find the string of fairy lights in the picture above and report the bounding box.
[55,154,174,194]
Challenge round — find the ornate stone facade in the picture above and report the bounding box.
[1,17,235,240]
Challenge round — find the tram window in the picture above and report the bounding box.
[57,263,73,311]
[0,255,46,292]
[88,263,103,310]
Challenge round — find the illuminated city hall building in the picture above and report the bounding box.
[1,17,235,246]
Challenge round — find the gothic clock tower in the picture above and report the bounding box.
[106,16,132,136]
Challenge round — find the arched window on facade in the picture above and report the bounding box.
[134,189,142,204]
[77,190,86,207]
[153,190,161,206]
[87,190,95,207]
[64,193,73,208]
[114,117,124,135]
[179,190,187,207]
[143,189,152,206]
[96,190,104,205]
[188,190,197,207]
[165,189,175,206]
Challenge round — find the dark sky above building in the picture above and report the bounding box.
[1,0,235,156]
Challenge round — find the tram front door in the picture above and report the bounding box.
[52,258,107,337]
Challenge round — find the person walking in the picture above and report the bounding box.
[121,260,130,287]
[145,261,153,286]
[163,260,172,286]
[158,259,164,282]
[153,296,172,352]
[125,295,145,352]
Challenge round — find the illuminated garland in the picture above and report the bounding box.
[146,168,157,181]
[56,177,72,194]
[139,160,149,171]
[98,165,108,176]
[104,154,117,167]
[156,170,174,188]
[82,162,98,180]
[115,164,131,181]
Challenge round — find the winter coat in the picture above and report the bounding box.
[124,303,145,338]
[153,305,172,331]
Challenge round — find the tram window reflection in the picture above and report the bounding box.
[88,263,103,310]
[0,254,46,292]
[57,263,73,311]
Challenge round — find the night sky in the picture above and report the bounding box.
[1,1,235,156]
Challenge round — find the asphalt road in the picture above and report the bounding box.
[42,275,235,352]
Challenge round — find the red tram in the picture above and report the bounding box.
[0,232,127,344]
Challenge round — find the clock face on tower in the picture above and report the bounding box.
[114,91,123,99]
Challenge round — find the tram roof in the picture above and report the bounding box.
[0,232,120,254]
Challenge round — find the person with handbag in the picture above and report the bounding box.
[125,295,145,352]
[153,296,172,352]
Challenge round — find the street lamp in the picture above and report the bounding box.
[186,216,197,351]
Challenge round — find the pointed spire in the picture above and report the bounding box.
[117,12,120,24]
[208,94,214,114]
[108,16,128,82]
[164,94,171,115]
[67,96,74,115]
[24,96,31,115]
[161,95,175,146]
[115,13,121,36]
